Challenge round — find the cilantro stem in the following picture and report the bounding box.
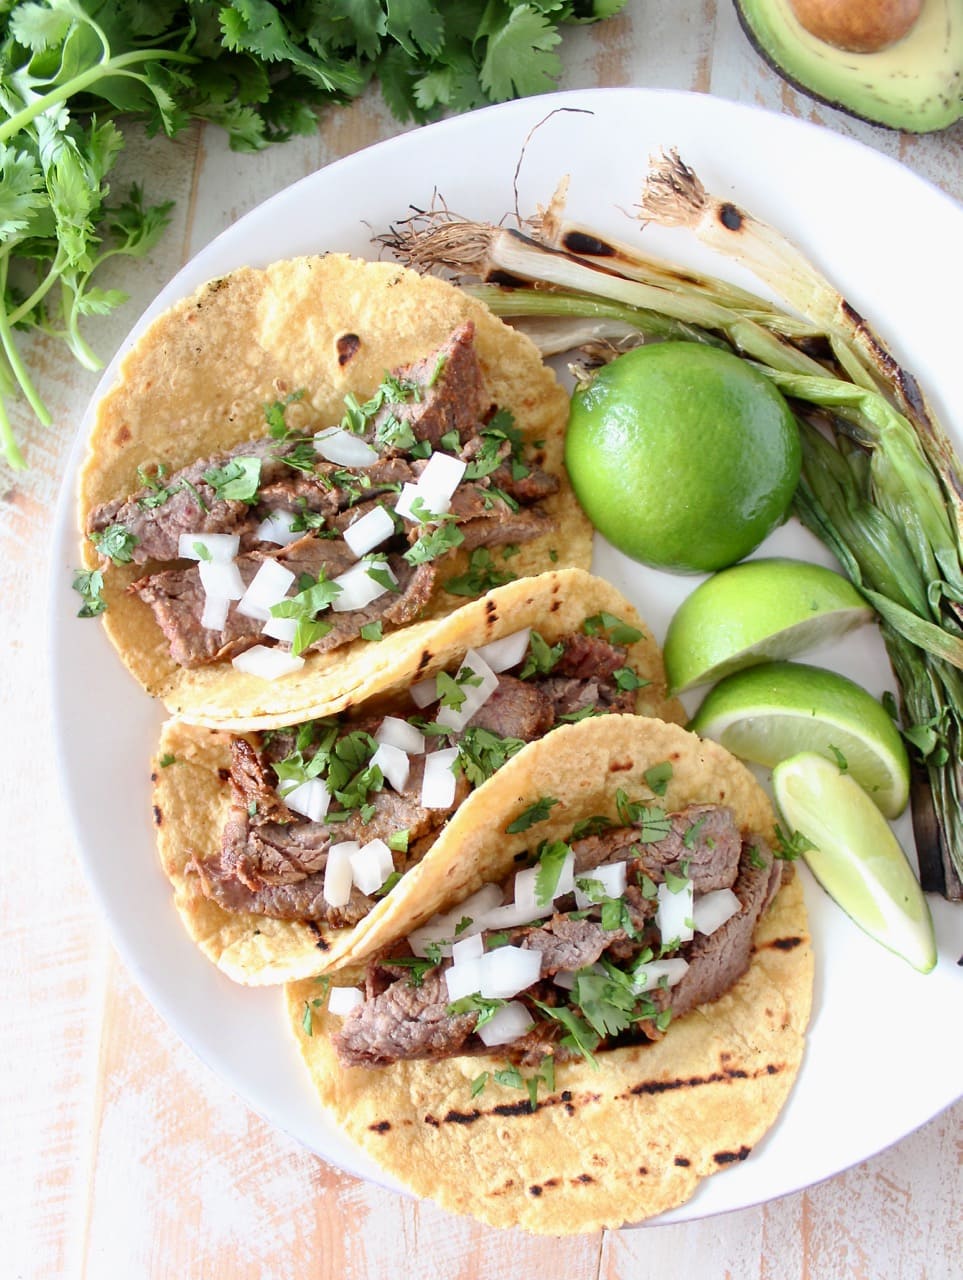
[0,50,197,146]
[0,262,51,439]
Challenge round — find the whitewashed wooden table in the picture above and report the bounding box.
[5,5,962,1276]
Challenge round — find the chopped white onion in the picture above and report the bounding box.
[201,593,230,631]
[177,532,240,562]
[231,645,305,680]
[632,958,690,992]
[656,877,695,946]
[419,450,467,495]
[261,614,298,644]
[444,957,484,1002]
[478,945,543,999]
[458,884,504,919]
[282,777,330,823]
[350,838,395,896]
[327,986,365,1017]
[435,650,500,732]
[452,933,485,964]
[237,559,296,620]
[420,747,459,809]
[475,628,532,674]
[394,482,431,523]
[513,866,539,916]
[342,504,396,558]
[255,510,302,547]
[376,716,426,755]
[692,888,741,936]
[370,742,410,793]
[408,917,457,959]
[409,676,440,709]
[315,426,379,467]
[574,861,628,909]
[481,901,546,930]
[477,1000,534,1048]
[199,558,245,602]
[323,841,357,908]
[331,559,395,612]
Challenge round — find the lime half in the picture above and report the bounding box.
[664,558,872,694]
[773,753,936,973]
[689,661,910,818]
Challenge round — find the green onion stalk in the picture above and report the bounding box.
[381,167,963,897]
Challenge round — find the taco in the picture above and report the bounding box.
[285,714,812,1233]
[152,570,683,984]
[79,254,591,727]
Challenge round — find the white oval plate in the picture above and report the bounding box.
[51,88,963,1227]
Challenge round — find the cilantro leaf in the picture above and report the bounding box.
[507,796,559,834]
[89,523,138,565]
[534,840,572,907]
[644,762,673,797]
[444,549,516,597]
[72,568,107,617]
[519,630,564,679]
[203,455,261,503]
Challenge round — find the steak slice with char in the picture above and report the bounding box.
[368,323,485,451]
[466,675,554,741]
[334,969,479,1067]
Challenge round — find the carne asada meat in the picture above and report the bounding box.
[188,630,640,925]
[333,806,783,1069]
[87,323,561,671]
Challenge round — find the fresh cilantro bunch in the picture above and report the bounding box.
[0,0,626,470]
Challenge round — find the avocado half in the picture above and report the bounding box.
[734,0,963,132]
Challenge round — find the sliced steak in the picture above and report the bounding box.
[518,914,615,974]
[638,838,780,1037]
[466,675,554,741]
[335,969,478,1067]
[368,322,485,451]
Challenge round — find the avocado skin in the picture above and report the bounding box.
[734,0,963,133]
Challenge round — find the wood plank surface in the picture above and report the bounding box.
[3,4,961,1276]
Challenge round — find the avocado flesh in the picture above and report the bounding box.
[734,0,963,132]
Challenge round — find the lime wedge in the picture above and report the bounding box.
[689,661,910,818]
[773,753,936,973]
[664,558,872,693]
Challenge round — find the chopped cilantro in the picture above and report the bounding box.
[374,871,402,897]
[506,796,559,834]
[663,866,690,894]
[493,1064,524,1089]
[365,561,400,593]
[519,630,564,680]
[644,762,673,796]
[614,666,649,691]
[573,965,638,1038]
[89,523,138,565]
[532,1000,599,1067]
[301,1001,314,1036]
[447,994,507,1029]
[534,840,572,907]
[375,413,417,452]
[502,544,520,561]
[192,541,212,561]
[270,570,341,655]
[637,871,659,900]
[277,439,319,474]
[748,845,767,870]
[485,932,510,950]
[388,956,438,988]
[575,876,607,904]
[683,814,709,849]
[444,549,516,598]
[453,916,473,936]
[289,499,327,534]
[387,829,410,853]
[158,753,177,768]
[265,390,305,437]
[360,621,384,642]
[438,429,461,452]
[409,439,433,460]
[203,455,261,503]
[775,824,815,861]
[570,815,614,840]
[828,744,849,773]
[457,726,525,786]
[583,612,643,646]
[72,568,107,618]
[471,1072,490,1098]
[559,706,603,724]
[403,519,464,565]
[428,353,448,387]
[548,548,559,563]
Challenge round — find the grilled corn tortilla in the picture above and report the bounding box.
[152,570,684,985]
[79,254,589,727]
[285,715,812,1233]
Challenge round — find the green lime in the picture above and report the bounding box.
[564,342,800,573]
[773,752,936,973]
[664,558,873,693]
[689,660,910,818]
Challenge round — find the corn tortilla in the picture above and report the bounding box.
[285,715,813,1232]
[152,570,684,984]
[79,255,590,727]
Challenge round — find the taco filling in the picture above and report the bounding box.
[190,617,648,927]
[85,322,558,673]
[327,797,783,1070]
